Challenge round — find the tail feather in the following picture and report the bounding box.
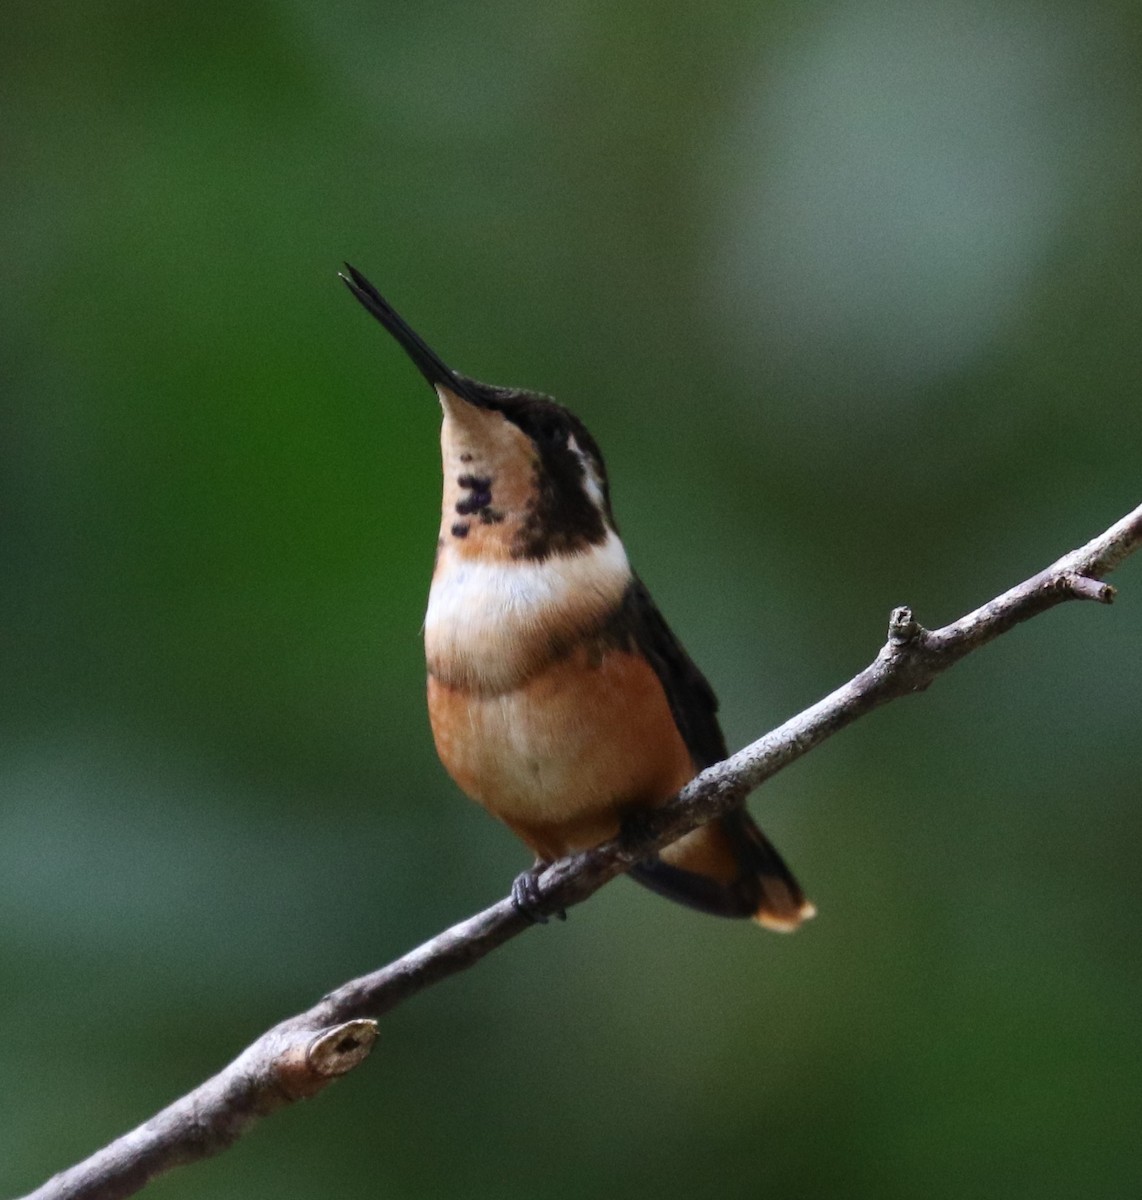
[628,809,815,931]
[728,808,816,931]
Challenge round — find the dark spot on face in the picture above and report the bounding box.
[456,494,490,516]
[451,522,470,538]
[455,474,494,517]
[460,452,473,463]
[458,474,492,491]
[479,508,505,525]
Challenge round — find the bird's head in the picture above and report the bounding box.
[342,264,616,563]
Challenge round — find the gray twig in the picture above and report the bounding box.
[18,500,1142,1200]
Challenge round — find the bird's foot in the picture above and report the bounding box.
[510,861,566,924]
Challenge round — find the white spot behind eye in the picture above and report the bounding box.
[566,434,607,511]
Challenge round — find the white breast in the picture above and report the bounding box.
[425,531,632,693]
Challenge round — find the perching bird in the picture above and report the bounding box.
[342,264,814,930]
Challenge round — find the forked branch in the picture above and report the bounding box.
[19,500,1142,1200]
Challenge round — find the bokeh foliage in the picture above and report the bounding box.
[4,1,1142,1197]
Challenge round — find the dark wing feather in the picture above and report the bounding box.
[619,577,728,770]
[619,578,812,927]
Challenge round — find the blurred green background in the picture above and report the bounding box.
[5,1,1142,1197]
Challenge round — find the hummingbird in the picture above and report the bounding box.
[342,264,814,931]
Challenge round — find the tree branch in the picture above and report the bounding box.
[18,500,1142,1200]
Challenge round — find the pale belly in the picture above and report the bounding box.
[428,642,696,862]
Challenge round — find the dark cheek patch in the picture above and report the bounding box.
[512,452,607,560]
[451,522,471,538]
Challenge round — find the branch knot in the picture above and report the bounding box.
[1055,572,1116,604]
[274,1020,378,1100]
[887,605,922,644]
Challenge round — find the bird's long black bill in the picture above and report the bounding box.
[340,263,477,401]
